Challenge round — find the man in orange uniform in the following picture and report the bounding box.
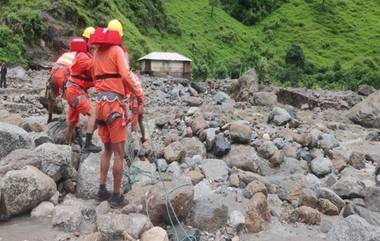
[129,73,146,143]
[47,51,75,123]
[47,27,95,124]
[63,38,101,153]
[90,24,144,208]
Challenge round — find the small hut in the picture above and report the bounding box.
[138,52,192,79]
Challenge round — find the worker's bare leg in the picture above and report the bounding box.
[97,142,112,201]
[109,142,128,208]
[47,98,55,123]
[65,124,76,145]
[83,105,101,153]
[138,115,146,143]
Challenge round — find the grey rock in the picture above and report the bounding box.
[77,153,132,198]
[366,131,380,142]
[157,159,168,172]
[52,195,97,234]
[182,96,203,107]
[0,122,33,159]
[320,216,334,233]
[228,210,245,227]
[32,132,53,146]
[224,145,261,172]
[349,151,366,170]
[273,138,287,149]
[347,91,380,128]
[331,176,366,199]
[0,143,75,183]
[319,187,345,211]
[0,166,56,217]
[214,91,233,105]
[268,107,292,126]
[311,157,333,177]
[166,161,182,177]
[328,215,380,241]
[191,192,228,232]
[213,133,231,157]
[97,213,152,239]
[164,141,186,163]
[129,161,157,185]
[205,128,217,151]
[180,137,207,158]
[47,119,68,144]
[229,121,251,144]
[252,92,278,107]
[200,159,229,182]
[365,186,380,212]
[31,201,55,218]
[358,84,376,96]
[146,179,194,225]
[319,133,339,151]
[345,204,380,228]
[257,141,278,159]
[194,180,213,201]
[191,116,208,135]
[229,68,259,102]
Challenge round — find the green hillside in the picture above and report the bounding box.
[0,0,380,89]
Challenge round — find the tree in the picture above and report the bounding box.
[285,44,305,68]
[209,0,220,17]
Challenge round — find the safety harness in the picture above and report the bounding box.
[62,80,83,108]
[95,91,126,126]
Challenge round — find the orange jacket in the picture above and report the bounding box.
[69,52,94,90]
[92,45,144,101]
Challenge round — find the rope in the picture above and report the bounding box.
[133,118,197,241]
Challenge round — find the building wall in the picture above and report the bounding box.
[151,60,183,73]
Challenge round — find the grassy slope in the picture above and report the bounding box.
[1,0,380,81]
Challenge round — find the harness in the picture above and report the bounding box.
[63,80,83,108]
[96,92,126,126]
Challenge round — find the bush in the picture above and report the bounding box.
[285,44,305,68]
[193,63,209,81]
[0,25,25,64]
[213,63,229,79]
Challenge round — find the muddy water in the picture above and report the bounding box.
[0,216,64,241]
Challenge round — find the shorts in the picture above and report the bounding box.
[50,66,69,97]
[130,97,144,128]
[96,100,127,144]
[64,86,91,125]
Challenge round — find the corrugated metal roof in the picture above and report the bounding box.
[138,52,192,62]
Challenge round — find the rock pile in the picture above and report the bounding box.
[0,69,379,241]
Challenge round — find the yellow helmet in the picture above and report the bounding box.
[107,19,123,36]
[82,27,95,39]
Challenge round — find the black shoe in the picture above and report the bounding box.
[83,143,102,153]
[109,194,129,208]
[96,188,111,202]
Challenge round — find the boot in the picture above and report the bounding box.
[96,185,111,202]
[83,133,102,153]
[109,193,128,208]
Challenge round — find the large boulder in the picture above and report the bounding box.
[229,121,251,144]
[331,175,366,199]
[328,215,380,241]
[364,186,380,212]
[0,122,33,160]
[200,159,229,182]
[164,141,186,163]
[52,196,97,234]
[0,144,75,182]
[180,137,206,158]
[224,145,261,173]
[47,119,68,144]
[146,179,194,226]
[191,190,228,232]
[357,84,376,96]
[310,157,333,177]
[0,166,56,217]
[267,107,292,126]
[347,91,380,128]
[97,213,152,239]
[252,92,278,107]
[229,68,259,102]
[77,153,130,198]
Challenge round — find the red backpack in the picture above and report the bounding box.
[89,27,122,46]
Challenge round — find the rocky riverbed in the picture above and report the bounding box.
[0,66,379,241]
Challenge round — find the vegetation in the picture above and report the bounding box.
[0,0,380,90]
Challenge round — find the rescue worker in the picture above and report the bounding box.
[129,73,146,143]
[63,37,101,153]
[47,27,95,123]
[90,22,144,207]
[0,63,7,89]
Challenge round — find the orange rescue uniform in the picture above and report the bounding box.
[50,52,76,97]
[92,45,144,144]
[63,52,94,124]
